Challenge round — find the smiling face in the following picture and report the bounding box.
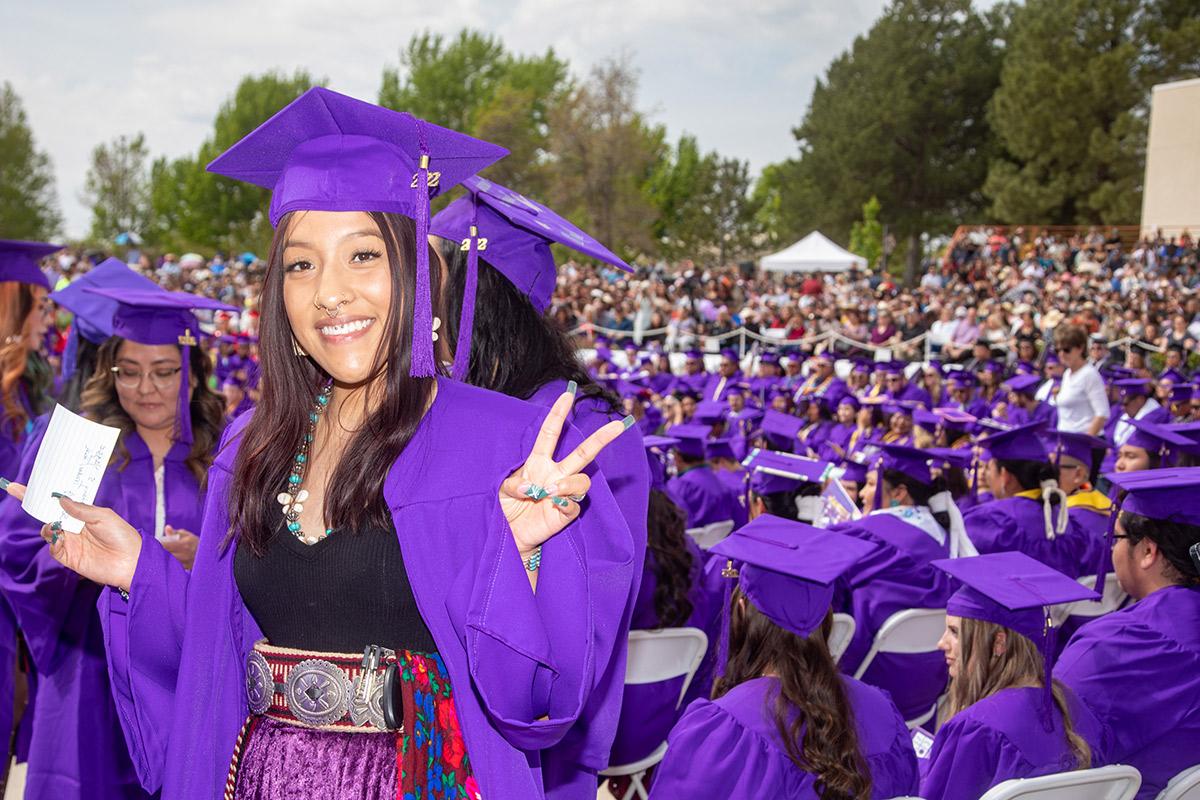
[281,211,393,387]
[938,614,963,680]
[113,340,185,433]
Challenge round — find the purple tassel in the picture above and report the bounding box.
[451,197,480,382]
[61,325,80,383]
[872,453,885,511]
[714,567,734,680]
[1040,620,1057,733]
[1094,494,1121,594]
[408,123,436,379]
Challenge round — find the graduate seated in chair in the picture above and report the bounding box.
[1056,468,1200,800]
[921,552,1106,800]
[648,517,920,799]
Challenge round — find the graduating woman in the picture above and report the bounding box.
[922,552,1106,799]
[431,176,647,799]
[963,422,1106,578]
[4,88,636,800]
[1056,468,1200,800]
[833,444,977,724]
[0,239,60,779]
[648,516,919,799]
[0,287,229,798]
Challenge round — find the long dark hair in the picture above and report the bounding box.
[57,338,101,412]
[229,212,440,555]
[441,243,620,414]
[80,337,225,484]
[646,489,694,627]
[0,282,51,438]
[715,598,871,800]
[881,468,950,530]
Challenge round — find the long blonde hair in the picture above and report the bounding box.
[948,616,1090,768]
[0,282,49,440]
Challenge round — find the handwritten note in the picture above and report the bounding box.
[21,405,120,533]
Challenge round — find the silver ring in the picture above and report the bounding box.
[286,659,352,727]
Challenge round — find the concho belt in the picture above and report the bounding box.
[245,640,402,733]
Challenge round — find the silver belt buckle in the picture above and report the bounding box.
[245,650,273,716]
[285,659,353,727]
[350,644,394,730]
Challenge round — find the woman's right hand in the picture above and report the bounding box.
[3,482,141,590]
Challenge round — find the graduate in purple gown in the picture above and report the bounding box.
[884,362,932,407]
[964,422,1106,578]
[667,349,709,396]
[921,552,1106,799]
[832,444,976,722]
[431,175,647,799]
[648,516,919,799]
[665,423,746,530]
[1101,378,1171,474]
[793,395,834,458]
[4,88,638,800]
[1000,373,1055,427]
[944,370,990,420]
[0,287,231,799]
[818,393,858,463]
[792,350,846,404]
[1056,468,1200,800]
[1047,430,1112,542]
[700,349,744,403]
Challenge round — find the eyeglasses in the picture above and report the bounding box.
[111,366,182,390]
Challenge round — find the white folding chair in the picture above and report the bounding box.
[852,608,947,729]
[980,764,1142,800]
[1048,573,1128,626]
[827,612,856,665]
[600,627,710,800]
[1157,764,1200,800]
[685,519,734,550]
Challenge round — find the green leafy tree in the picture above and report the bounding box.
[147,71,319,253]
[985,0,1200,224]
[786,0,1004,283]
[646,135,717,258]
[82,133,151,241]
[708,157,761,264]
[849,196,884,270]
[545,56,665,258]
[0,82,62,239]
[379,30,568,198]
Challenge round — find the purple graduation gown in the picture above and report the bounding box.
[1056,585,1200,800]
[962,496,1105,579]
[920,686,1106,800]
[648,676,919,799]
[609,538,724,766]
[666,465,746,530]
[700,372,744,403]
[833,510,954,721]
[97,378,636,800]
[0,421,202,799]
[527,380,650,800]
[890,382,932,408]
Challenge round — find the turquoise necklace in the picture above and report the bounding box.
[278,381,334,544]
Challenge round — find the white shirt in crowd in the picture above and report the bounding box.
[1056,363,1110,432]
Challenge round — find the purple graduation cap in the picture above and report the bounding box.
[50,258,161,381]
[977,420,1050,462]
[760,409,804,451]
[1003,373,1043,396]
[0,239,62,289]
[1124,417,1200,464]
[1113,378,1152,400]
[693,400,728,425]
[1166,384,1193,404]
[430,175,632,378]
[705,437,738,462]
[644,435,680,491]
[933,551,1098,730]
[1098,466,1200,589]
[205,86,508,378]
[665,423,712,460]
[1043,430,1107,468]
[837,394,860,410]
[851,359,873,375]
[759,351,780,366]
[84,287,237,445]
[741,448,834,484]
[684,349,704,362]
[945,370,976,388]
[709,515,877,671]
[1158,368,1188,386]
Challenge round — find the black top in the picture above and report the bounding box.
[234,525,438,654]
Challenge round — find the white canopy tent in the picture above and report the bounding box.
[759,231,867,273]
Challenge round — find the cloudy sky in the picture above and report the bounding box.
[3,0,896,238]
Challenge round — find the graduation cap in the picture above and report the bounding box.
[665,423,712,460]
[1113,378,1152,400]
[837,394,860,410]
[837,460,869,483]
[977,420,1050,462]
[705,437,738,462]
[759,351,781,365]
[83,287,238,445]
[643,435,679,491]
[933,551,1098,731]
[684,349,704,361]
[1043,430,1107,468]
[851,359,873,374]
[431,176,632,377]
[912,407,942,431]
[1158,368,1188,386]
[1166,384,1193,404]
[925,447,975,470]
[749,469,802,496]
[761,409,804,451]
[742,448,834,484]
[693,400,728,425]
[1003,373,1043,396]
[1123,417,1200,463]
[945,371,977,388]
[206,86,508,378]
[0,239,62,290]
[710,515,877,646]
[49,258,161,381]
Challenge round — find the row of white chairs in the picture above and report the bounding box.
[888,761,1200,799]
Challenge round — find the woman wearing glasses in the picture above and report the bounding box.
[0,288,227,799]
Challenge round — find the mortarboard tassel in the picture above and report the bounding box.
[1094,491,1123,593]
[714,559,737,680]
[61,325,80,384]
[176,324,197,446]
[1039,615,1058,733]
[409,124,436,379]
[872,452,886,512]
[451,197,481,382]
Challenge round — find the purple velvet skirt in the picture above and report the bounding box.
[230,650,481,800]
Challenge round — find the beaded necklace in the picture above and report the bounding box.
[278,382,334,544]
